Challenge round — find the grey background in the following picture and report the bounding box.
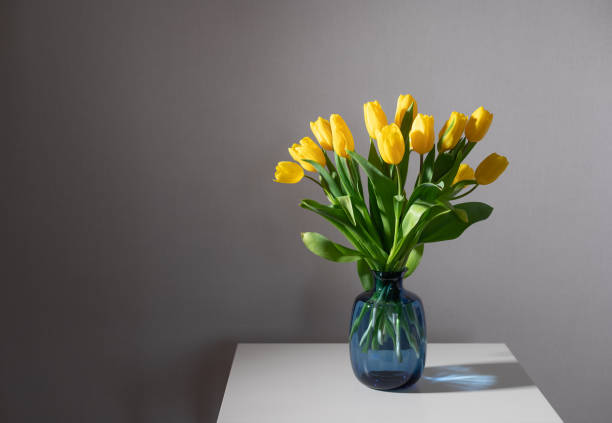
[4,0,612,422]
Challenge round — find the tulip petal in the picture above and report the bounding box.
[273,161,304,183]
[465,106,493,142]
[395,94,418,127]
[409,114,435,155]
[330,114,354,158]
[475,153,508,185]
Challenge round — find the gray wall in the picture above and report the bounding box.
[4,0,612,422]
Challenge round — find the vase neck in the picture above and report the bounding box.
[371,270,404,292]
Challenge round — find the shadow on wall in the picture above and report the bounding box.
[398,361,534,393]
[193,341,236,423]
[118,340,235,423]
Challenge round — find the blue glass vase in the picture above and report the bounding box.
[349,270,426,390]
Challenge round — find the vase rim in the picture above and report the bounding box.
[370,269,406,280]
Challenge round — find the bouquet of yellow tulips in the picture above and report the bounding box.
[275,95,507,286]
[274,94,508,359]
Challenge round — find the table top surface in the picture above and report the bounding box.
[217,343,563,423]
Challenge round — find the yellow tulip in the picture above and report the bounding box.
[310,117,333,151]
[409,114,435,154]
[376,123,405,165]
[439,111,468,152]
[330,114,355,158]
[452,163,475,185]
[475,153,508,185]
[273,161,304,184]
[288,137,326,172]
[394,94,418,127]
[465,106,493,142]
[363,100,387,139]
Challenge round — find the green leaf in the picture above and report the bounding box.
[347,157,364,198]
[301,232,363,262]
[300,199,388,263]
[387,202,439,269]
[433,151,455,181]
[367,139,385,173]
[434,137,476,186]
[398,104,414,187]
[334,154,356,196]
[300,199,347,222]
[357,259,374,291]
[347,150,395,248]
[462,141,477,158]
[367,179,385,240]
[403,244,424,278]
[453,207,468,223]
[351,195,385,247]
[436,117,455,152]
[398,150,411,189]
[407,182,443,208]
[440,156,463,187]
[453,137,467,158]
[400,202,431,239]
[347,151,395,194]
[419,202,493,243]
[440,139,475,187]
[337,195,356,225]
[304,159,342,198]
[322,150,338,176]
[393,194,406,221]
[300,199,363,249]
[451,179,477,195]
[422,148,436,183]
[327,153,383,247]
[399,103,414,141]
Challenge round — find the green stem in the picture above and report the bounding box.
[386,165,405,271]
[347,158,364,200]
[461,139,473,157]
[394,164,401,195]
[359,306,377,346]
[362,257,377,271]
[394,308,401,360]
[350,284,423,358]
[417,154,424,185]
[389,217,402,272]
[323,150,337,175]
[304,175,323,188]
[349,303,369,339]
[451,184,478,200]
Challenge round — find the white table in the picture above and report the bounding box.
[217,343,563,423]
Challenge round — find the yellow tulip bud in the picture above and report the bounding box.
[376,123,405,165]
[288,137,326,172]
[394,94,418,127]
[452,163,475,185]
[363,100,387,139]
[310,117,333,151]
[439,111,468,152]
[274,161,304,184]
[409,114,434,155]
[330,114,355,158]
[475,153,508,185]
[465,106,493,142]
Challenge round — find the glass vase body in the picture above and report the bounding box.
[349,271,426,390]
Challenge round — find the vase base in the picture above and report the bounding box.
[357,370,421,391]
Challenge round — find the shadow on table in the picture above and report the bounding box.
[396,362,534,393]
